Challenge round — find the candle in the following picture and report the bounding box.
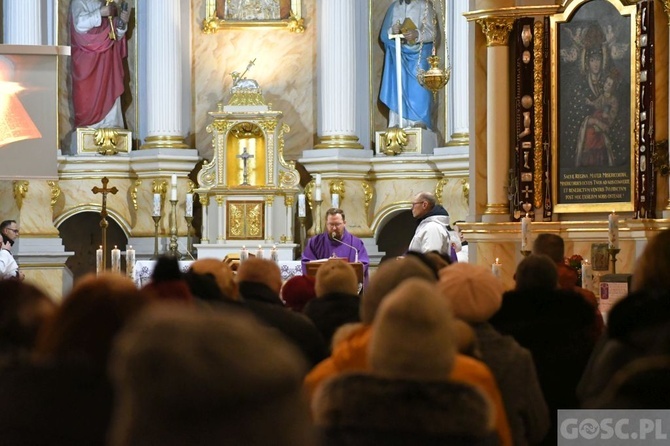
[582,259,593,292]
[185,193,194,217]
[256,245,264,260]
[271,245,279,263]
[96,245,103,275]
[315,185,322,202]
[298,194,306,217]
[240,246,248,263]
[608,211,619,249]
[126,245,135,279]
[331,193,340,208]
[315,174,322,187]
[170,180,177,201]
[111,245,121,273]
[152,193,161,217]
[521,214,531,251]
[492,258,501,278]
[171,174,177,187]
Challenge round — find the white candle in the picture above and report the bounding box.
[111,245,121,273]
[256,245,264,260]
[185,193,194,217]
[152,193,161,217]
[581,260,593,292]
[521,214,531,251]
[608,211,619,249]
[170,185,177,201]
[315,186,322,202]
[271,245,279,263]
[171,174,177,187]
[331,193,340,208]
[96,245,103,275]
[126,245,135,279]
[315,174,321,187]
[240,246,248,263]
[492,258,501,278]
[298,194,306,217]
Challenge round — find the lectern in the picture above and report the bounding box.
[305,258,364,285]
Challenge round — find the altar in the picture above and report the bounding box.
[133,260,303,287]
[193,71,301,261]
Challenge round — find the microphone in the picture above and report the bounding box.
[331,232,359,263]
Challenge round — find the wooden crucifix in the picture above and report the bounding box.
[237,147,254,185]
[92,177,118,270]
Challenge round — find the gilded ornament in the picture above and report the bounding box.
[305,180,314,203]
[361,181,373,213]
[435,178,448,203]
[477,18,514,47]
[187,179,196,193]
[384,127,408,155]
[47,180,61,208]
[284,194,295,207]
[13,180,29,210]
[277,123,294,170]
[93,128,120,155]
[661,0,670,21]
[131,179,141,210]
[152,179,167,195]
[266,195,275,206]
[199,194,210,206]
[288,12,305,33]
[533,21,544,210]
[280,170,299,188]
[461,179,470,204]
[215,195,225,205]
[417,55,451,99]
[329,180,345,200]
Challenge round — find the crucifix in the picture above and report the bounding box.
[237,147,254,185]
[92,177,118,270]
[522,185,533,200]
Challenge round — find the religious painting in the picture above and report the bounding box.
[551,0,637,213]
[203,0,304,33]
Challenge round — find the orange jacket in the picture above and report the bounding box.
[305,324,513,446]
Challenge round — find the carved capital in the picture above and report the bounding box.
[477,18,515,47]
[13,180,29,210]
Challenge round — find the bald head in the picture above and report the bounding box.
[237,258,283,294]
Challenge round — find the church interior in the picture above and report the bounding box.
[0,0,668,300]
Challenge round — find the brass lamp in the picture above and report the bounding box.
[417,54,451,99]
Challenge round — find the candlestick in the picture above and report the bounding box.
[271,245,279,263]
[298,194,306,217]
[608,211,619,249]
[331,193,340,208]
[152,193,161,217]
[240,246,249,263]
[168,199,181,258]
[126,245,135,279]
[299,216,307,253]
[96,245,103,275]
[581,259,593,292]
[256,245,264,259]
[111,245,121,273]
[521,213,531,252]
[151,215,161,259]
[608,247,621,274]
[492,258,502,278]
[185,216,194,255]
[185,193,193,218]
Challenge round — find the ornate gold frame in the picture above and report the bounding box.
[550,0,637,213]
[202,0,304,33]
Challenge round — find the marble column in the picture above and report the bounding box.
[446,0,469,146]
[477,18,514,222]
[3,0,41,45]
[141,0,188,149]
[314,0,362,149]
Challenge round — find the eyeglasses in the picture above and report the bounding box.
[411,201,423,207]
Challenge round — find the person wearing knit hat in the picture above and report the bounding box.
[305,256,515,446]
[281,275,316,312]
[303,260,360,349]
[108,305,315,446]
[439,263,549,446]
[313,278,496,444]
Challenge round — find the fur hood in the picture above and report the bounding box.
[313,373,496,445]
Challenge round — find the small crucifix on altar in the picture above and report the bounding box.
[92,177,118,270]
[237,146,254,185]
[522,185,533,200]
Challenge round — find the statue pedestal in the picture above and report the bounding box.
[375,128,437,155]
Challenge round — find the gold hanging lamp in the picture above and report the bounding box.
[416,0,450,99]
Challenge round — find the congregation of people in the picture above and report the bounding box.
[0,206,669,445]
